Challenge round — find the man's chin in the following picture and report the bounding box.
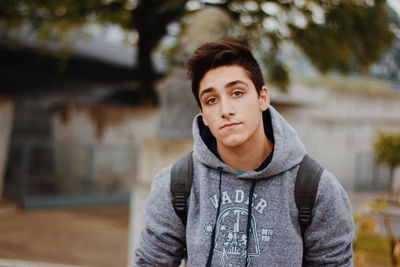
[218,138,245,149]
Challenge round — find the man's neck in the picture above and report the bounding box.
[217,128,273,172]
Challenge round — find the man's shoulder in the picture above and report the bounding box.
[316,169,350,205]
[319,170,344,191]
[150,165,173,193]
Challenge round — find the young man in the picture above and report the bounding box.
[135,40,354,266]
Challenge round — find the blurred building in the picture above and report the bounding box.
[270,75,400,190]
[0,26,156,207]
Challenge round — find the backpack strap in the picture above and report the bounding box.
[171,151,193,225]
[295,154,324,237]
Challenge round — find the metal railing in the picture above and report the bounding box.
[7,140,137,209]
[354,151,391,191]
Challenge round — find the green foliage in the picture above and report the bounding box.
[374,133,400,169]
[353,200,399,266]
[0,0,131,30]
[267,59,290,92]
[290,0,395,74]
[369,198,388,212]
[353,232,392,266]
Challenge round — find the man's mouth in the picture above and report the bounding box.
[220,122,241,129]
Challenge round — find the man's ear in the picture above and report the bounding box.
[259,86,270,111]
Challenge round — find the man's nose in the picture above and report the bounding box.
[220,97,234,118]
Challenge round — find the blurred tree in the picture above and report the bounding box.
[0,0,187,104]
[0,0,397,103]
[374,133,400,201]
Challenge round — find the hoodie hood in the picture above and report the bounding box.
[192,105,306,179]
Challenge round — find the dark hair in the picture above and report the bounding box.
[187,40,264,107]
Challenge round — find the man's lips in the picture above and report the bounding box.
[220,122,241,129]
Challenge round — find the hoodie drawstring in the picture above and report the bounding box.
[245,180,256,266]
[206,168,223,267]
[205,170,257,267]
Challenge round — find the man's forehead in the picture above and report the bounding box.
[203,65,248,78]
[199,65,251,85]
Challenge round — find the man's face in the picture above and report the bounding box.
[199,65,269,149]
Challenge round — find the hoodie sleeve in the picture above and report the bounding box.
[303,170,354,266]
[134,166,186,266]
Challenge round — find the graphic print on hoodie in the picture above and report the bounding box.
[206,191,269,265]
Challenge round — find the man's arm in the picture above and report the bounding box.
[134,166,186,266]
[304,170,354,266]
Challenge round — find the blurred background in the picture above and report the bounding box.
[0,0,400,266]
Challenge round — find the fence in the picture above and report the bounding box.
[6,140,137,209]
[354,151,391,191]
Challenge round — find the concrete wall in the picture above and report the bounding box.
[0,97,14,199]
[272,78,400,189]
[52,105,160,194]
[128,139,193,266]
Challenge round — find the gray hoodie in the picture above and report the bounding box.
[135,106,354,266]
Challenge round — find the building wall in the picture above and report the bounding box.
[52,105,160,195]
[273,79,400,190]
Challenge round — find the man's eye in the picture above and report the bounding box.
[233,91,244,97]
[206,97,216,104]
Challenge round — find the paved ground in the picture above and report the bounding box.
[0,202,129,267]
[347,191,387,213]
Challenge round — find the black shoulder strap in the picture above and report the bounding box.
[295,154,324,237]
[171,151,193,225]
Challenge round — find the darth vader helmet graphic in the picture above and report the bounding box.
[213,207,260,266]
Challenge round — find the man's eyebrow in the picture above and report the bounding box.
[199,87,215,99]
[225,80,249,89]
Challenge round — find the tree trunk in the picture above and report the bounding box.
[132,0,187,106]
[385,215,400,267]
[136,37,158,105]
[389,167,394,203]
